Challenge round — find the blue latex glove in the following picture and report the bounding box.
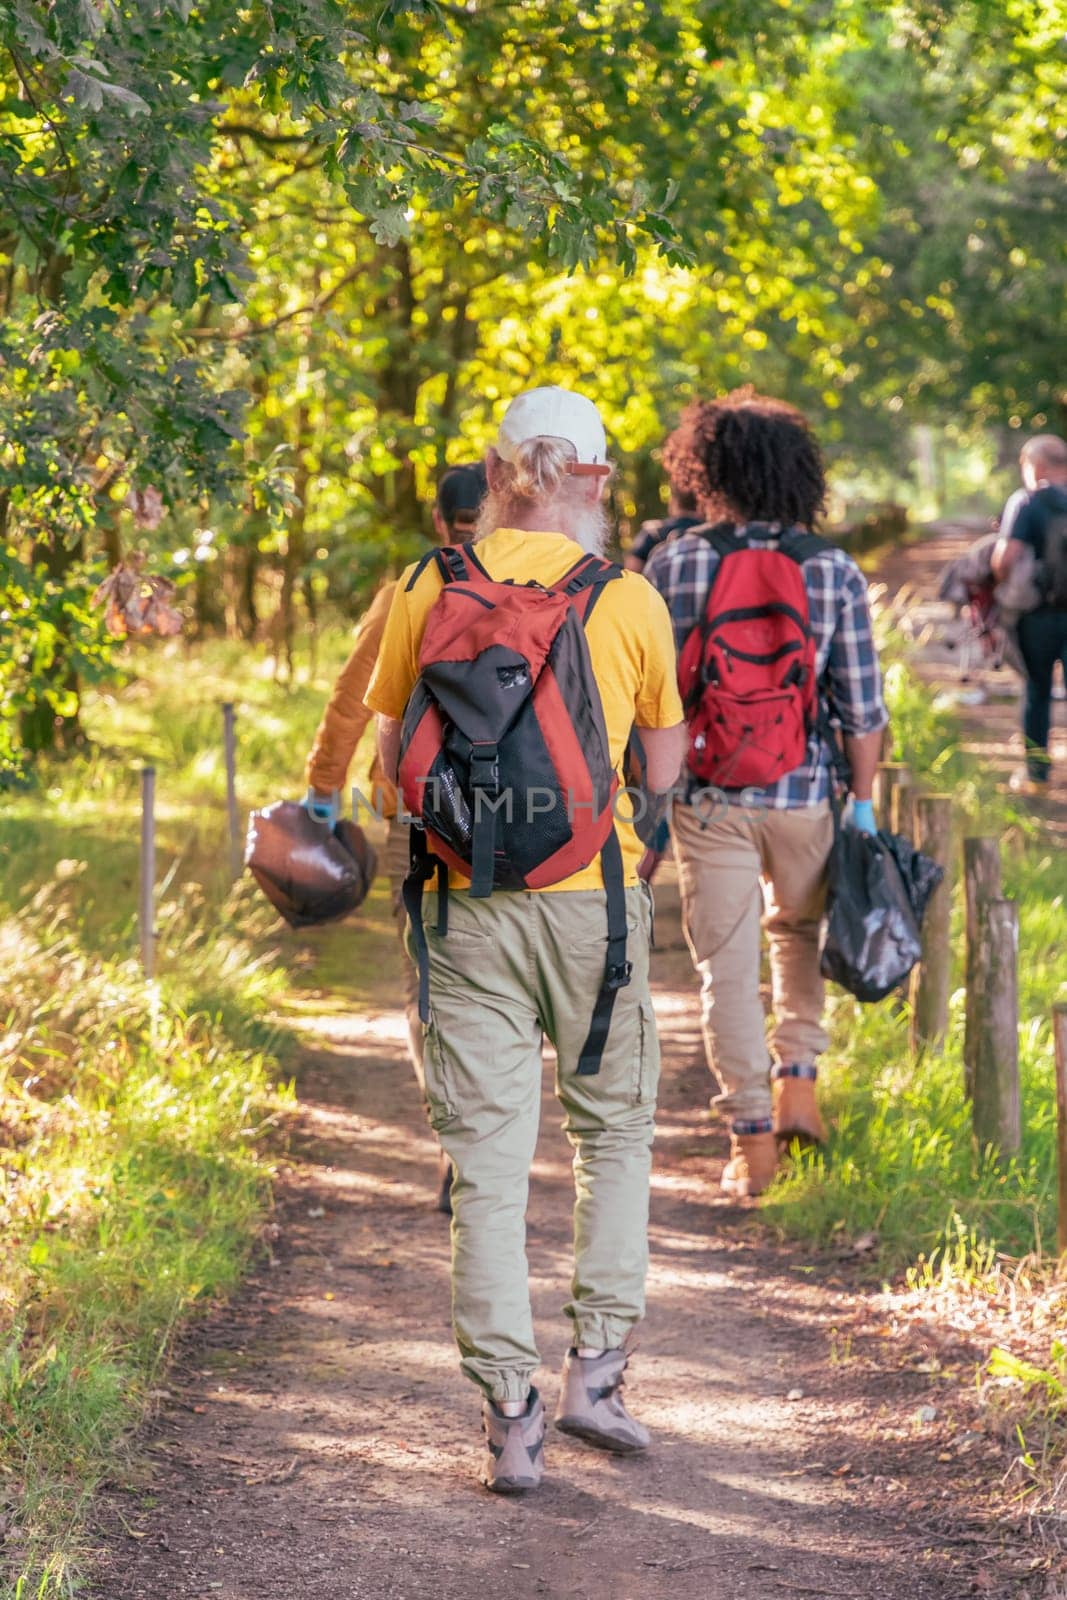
[849,798,877,836]
[304,786,340,826]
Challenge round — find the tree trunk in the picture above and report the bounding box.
[19,532,85,755]
[239,543,261,641]
[193,560,225,636]
[376,242,425,537]
[302,569,319,679]
[101,517,123,569]
[13,237,89,754]
[440,286,472,433]
[631,448,667,530]
[236,371,270,642]
[278,403,311,680]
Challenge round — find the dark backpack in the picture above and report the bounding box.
[398,542,631,1074]
[678,524,826,789]
[1041,506,1067,609]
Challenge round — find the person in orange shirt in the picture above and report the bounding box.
[304,462,487,1213]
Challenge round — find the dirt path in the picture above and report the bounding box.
[91,875,995,1600]
[88,520,1065,1599]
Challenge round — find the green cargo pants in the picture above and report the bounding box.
[416,883,660,1405]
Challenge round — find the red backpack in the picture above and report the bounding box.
[398,542,630,1074]
[678,524,828,789]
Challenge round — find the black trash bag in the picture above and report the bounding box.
[245,800,377,928]
[882,831,945,926]
[820,823,942,1003]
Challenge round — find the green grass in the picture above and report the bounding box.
[0,633,373,1597]
[764,653,1067,1271]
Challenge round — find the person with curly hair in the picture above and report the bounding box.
[646,389,888,1199]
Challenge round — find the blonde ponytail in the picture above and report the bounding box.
[508,436,577,500]
[476,434,611,551]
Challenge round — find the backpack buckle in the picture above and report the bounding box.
[470,745,500,793]
[606,959,633,991]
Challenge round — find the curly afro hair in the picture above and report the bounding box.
[662,387,827,529]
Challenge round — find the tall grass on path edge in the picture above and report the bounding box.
[0,636,340,1598]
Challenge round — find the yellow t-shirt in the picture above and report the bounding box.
[364,527,683,891]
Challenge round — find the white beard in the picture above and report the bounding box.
[475,492,610,556]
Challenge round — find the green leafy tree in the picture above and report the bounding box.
[3,0,1063,766]
[0,0,689,761]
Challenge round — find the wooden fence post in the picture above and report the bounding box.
[971,898,1021,1159]
[890,768,916,838]
[222,701,241,882]
[963,837,1003,1099]
[1054,1004,1067,1257]
[139,765,156,979]
[909,794,954,1053]
[874,762,910,832]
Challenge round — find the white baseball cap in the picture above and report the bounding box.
[495,386,610,477]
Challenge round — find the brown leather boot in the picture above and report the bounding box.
[773,1074,827,1148]
[720,1132,780,1198]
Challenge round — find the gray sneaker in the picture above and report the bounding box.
[481,1388,545,1494]
[554,1346,651,1454]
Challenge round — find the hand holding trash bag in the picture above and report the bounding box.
[820,800,944,1003]
[846,798,877,836]
[245,799,377,928]
[304,786,340,826]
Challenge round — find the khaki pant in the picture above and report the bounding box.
[383,819,424,1089]
[672,797,833,1126]
[416,884,659,1404]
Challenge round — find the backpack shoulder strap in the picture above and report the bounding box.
[696,521,743,561]
[433,544,473,585]
[554,553,623,595]
[405,548,440,592]
[553,553,623,623]
[402,826,449,1025]
[779,529,832,566]
[575,824,631,1076]
[461,541,493,579]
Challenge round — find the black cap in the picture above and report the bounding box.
[436,461,487,531]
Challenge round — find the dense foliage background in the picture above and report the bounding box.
[1,0,1064,765]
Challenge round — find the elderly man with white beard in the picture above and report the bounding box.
[365,387,686,1494]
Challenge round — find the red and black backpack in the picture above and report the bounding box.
[678,524,829,789]
[398,542,630,1074]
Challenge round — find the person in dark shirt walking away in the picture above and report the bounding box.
[993,433,1067,793]
[646,390,888,1199]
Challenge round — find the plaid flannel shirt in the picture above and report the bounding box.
[644,522,888,809]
